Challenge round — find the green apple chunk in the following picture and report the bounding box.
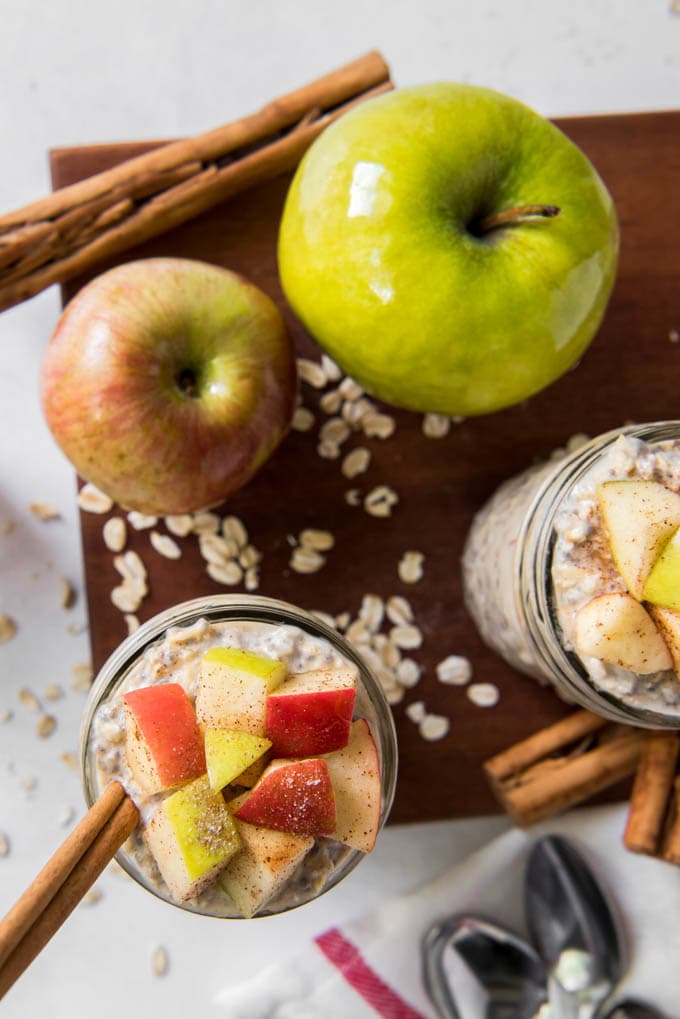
[642,528,680,612]
[574,593,672,674]
[278,84,618,417]
[221,793,314,918]
[196,647,287,735]
[40,258,297,515]
[204,729,271,791]
[597,480,680,599]
[144,775,240,903]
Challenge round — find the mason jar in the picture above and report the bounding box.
[80,594,398,918]
[462,421,680,729]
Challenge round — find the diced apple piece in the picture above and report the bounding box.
[324,718,381,853]
[597,480,680,599]
[234,758,336,836]
[220,793,314,917]
[642,528,680,612]
[265,666,357,756]
[574,592,673,674]
[233,756,268,788]
[204,729,271,791]
[196,647,287,735]
[144,775,240,902]
[648,606,680,676]
[123,683,205,796]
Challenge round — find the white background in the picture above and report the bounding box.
[0,1,678,1016]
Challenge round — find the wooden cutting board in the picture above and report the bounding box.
[49,109,680,824]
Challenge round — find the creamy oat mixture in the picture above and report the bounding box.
[89,617,358,917]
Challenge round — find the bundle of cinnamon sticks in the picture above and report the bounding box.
[624,731,680,863]
[0,51,392,314]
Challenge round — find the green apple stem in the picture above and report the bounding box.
[475,204,561,235]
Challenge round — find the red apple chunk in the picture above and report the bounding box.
[235,758,336,837]
[265,668,357,757]
[123,683,206,796]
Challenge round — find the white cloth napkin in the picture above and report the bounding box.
[217,806,680,1018]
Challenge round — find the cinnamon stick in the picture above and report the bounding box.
[0,793,138,999]
[623,731,680,855]
[484,710,608,783]
[0,51,392,313]
[661,776,680,864]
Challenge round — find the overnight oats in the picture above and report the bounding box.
[463,422,680,727]
[80,596,397,918]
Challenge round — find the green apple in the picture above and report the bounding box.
[41,258,297,514]
[642,529,680,612]
[196,647,287,734]
[597,480,680,599]
[278,84,618,416]
[204,728,271,790]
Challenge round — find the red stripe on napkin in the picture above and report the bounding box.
[316,929,426,1019]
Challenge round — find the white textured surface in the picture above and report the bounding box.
[0,1,678,1015]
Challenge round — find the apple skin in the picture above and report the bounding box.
[41,258,297,514]
[278,84,619,416]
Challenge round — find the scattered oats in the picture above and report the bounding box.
[127,511,157,530]
[420,713,450,741]
[59,806,75,827]
[18,688,40,712]
[320,417,351,445]
[398,550,424,584]
[359,594,384,633]
[83,888,103,906]
[311,611,337,629]
[192,511,220,535]
[292,407,316,432]
[290,547,325,574]
[362,412,396,439]
[61,752,78,771]
[436,655,473,686]
[124,614,140,635]
[321,354,342,382]
[0,833,9,857]
[164,514,193,537]
[386,595,414,626]
[238,544,261,569]
[67,621,87,636]
[380,640,401,670]
[422,413,451,439]
[152,946,169,977]
[299,529,335,552]
[344,489,362,507]
[43,684,64,702]
[57,577,76,612]
[346,618,370,646]
[207,561,243,586]
[319,389,343,415]
[71,662,93,692]
[335,612,350,630]
[467,683,500,708]
[343,397,376,428]
[223,516,248,549]
[338,377,364,401]
[286,533,298,547]
[317,439,341,460]
[21,776,37,791]
[103,517,126,552]
[0,709,13,723]
[670,328,680,343]
[244,567,259,592]
[30,501,60,521]
[452,416,465,425]
[78,483,113,514]
[396,658,421,688]
[364,485,399,518]
[297,358,326,388]
[390,625,423,650]
[115,550,147,587]
[150,531,181,560]
[342,447,371,479]
[0,615,17,643]
[36,714,57,739]
[405,700,427,724]
[386,686,405,705]
[111,584,141,614]
[565,433,590,454]
[200,533,239,566]
[1,520,15,534]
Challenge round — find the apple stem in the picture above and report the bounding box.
[475,204,561,236]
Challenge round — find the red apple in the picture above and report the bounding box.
[235,758,336,836]
[40,258,297,514]
[324,719,381,852]
[265,667,357,756]
[123,683,206,795]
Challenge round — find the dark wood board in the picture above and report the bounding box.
[49,110,680,825]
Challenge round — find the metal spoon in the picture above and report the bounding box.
[525,835,623,1019]
[422,914,549,1019]
[601,1002,668,1019]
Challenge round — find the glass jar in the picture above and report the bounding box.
[80,594,398,918]
[462,421,680,729]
